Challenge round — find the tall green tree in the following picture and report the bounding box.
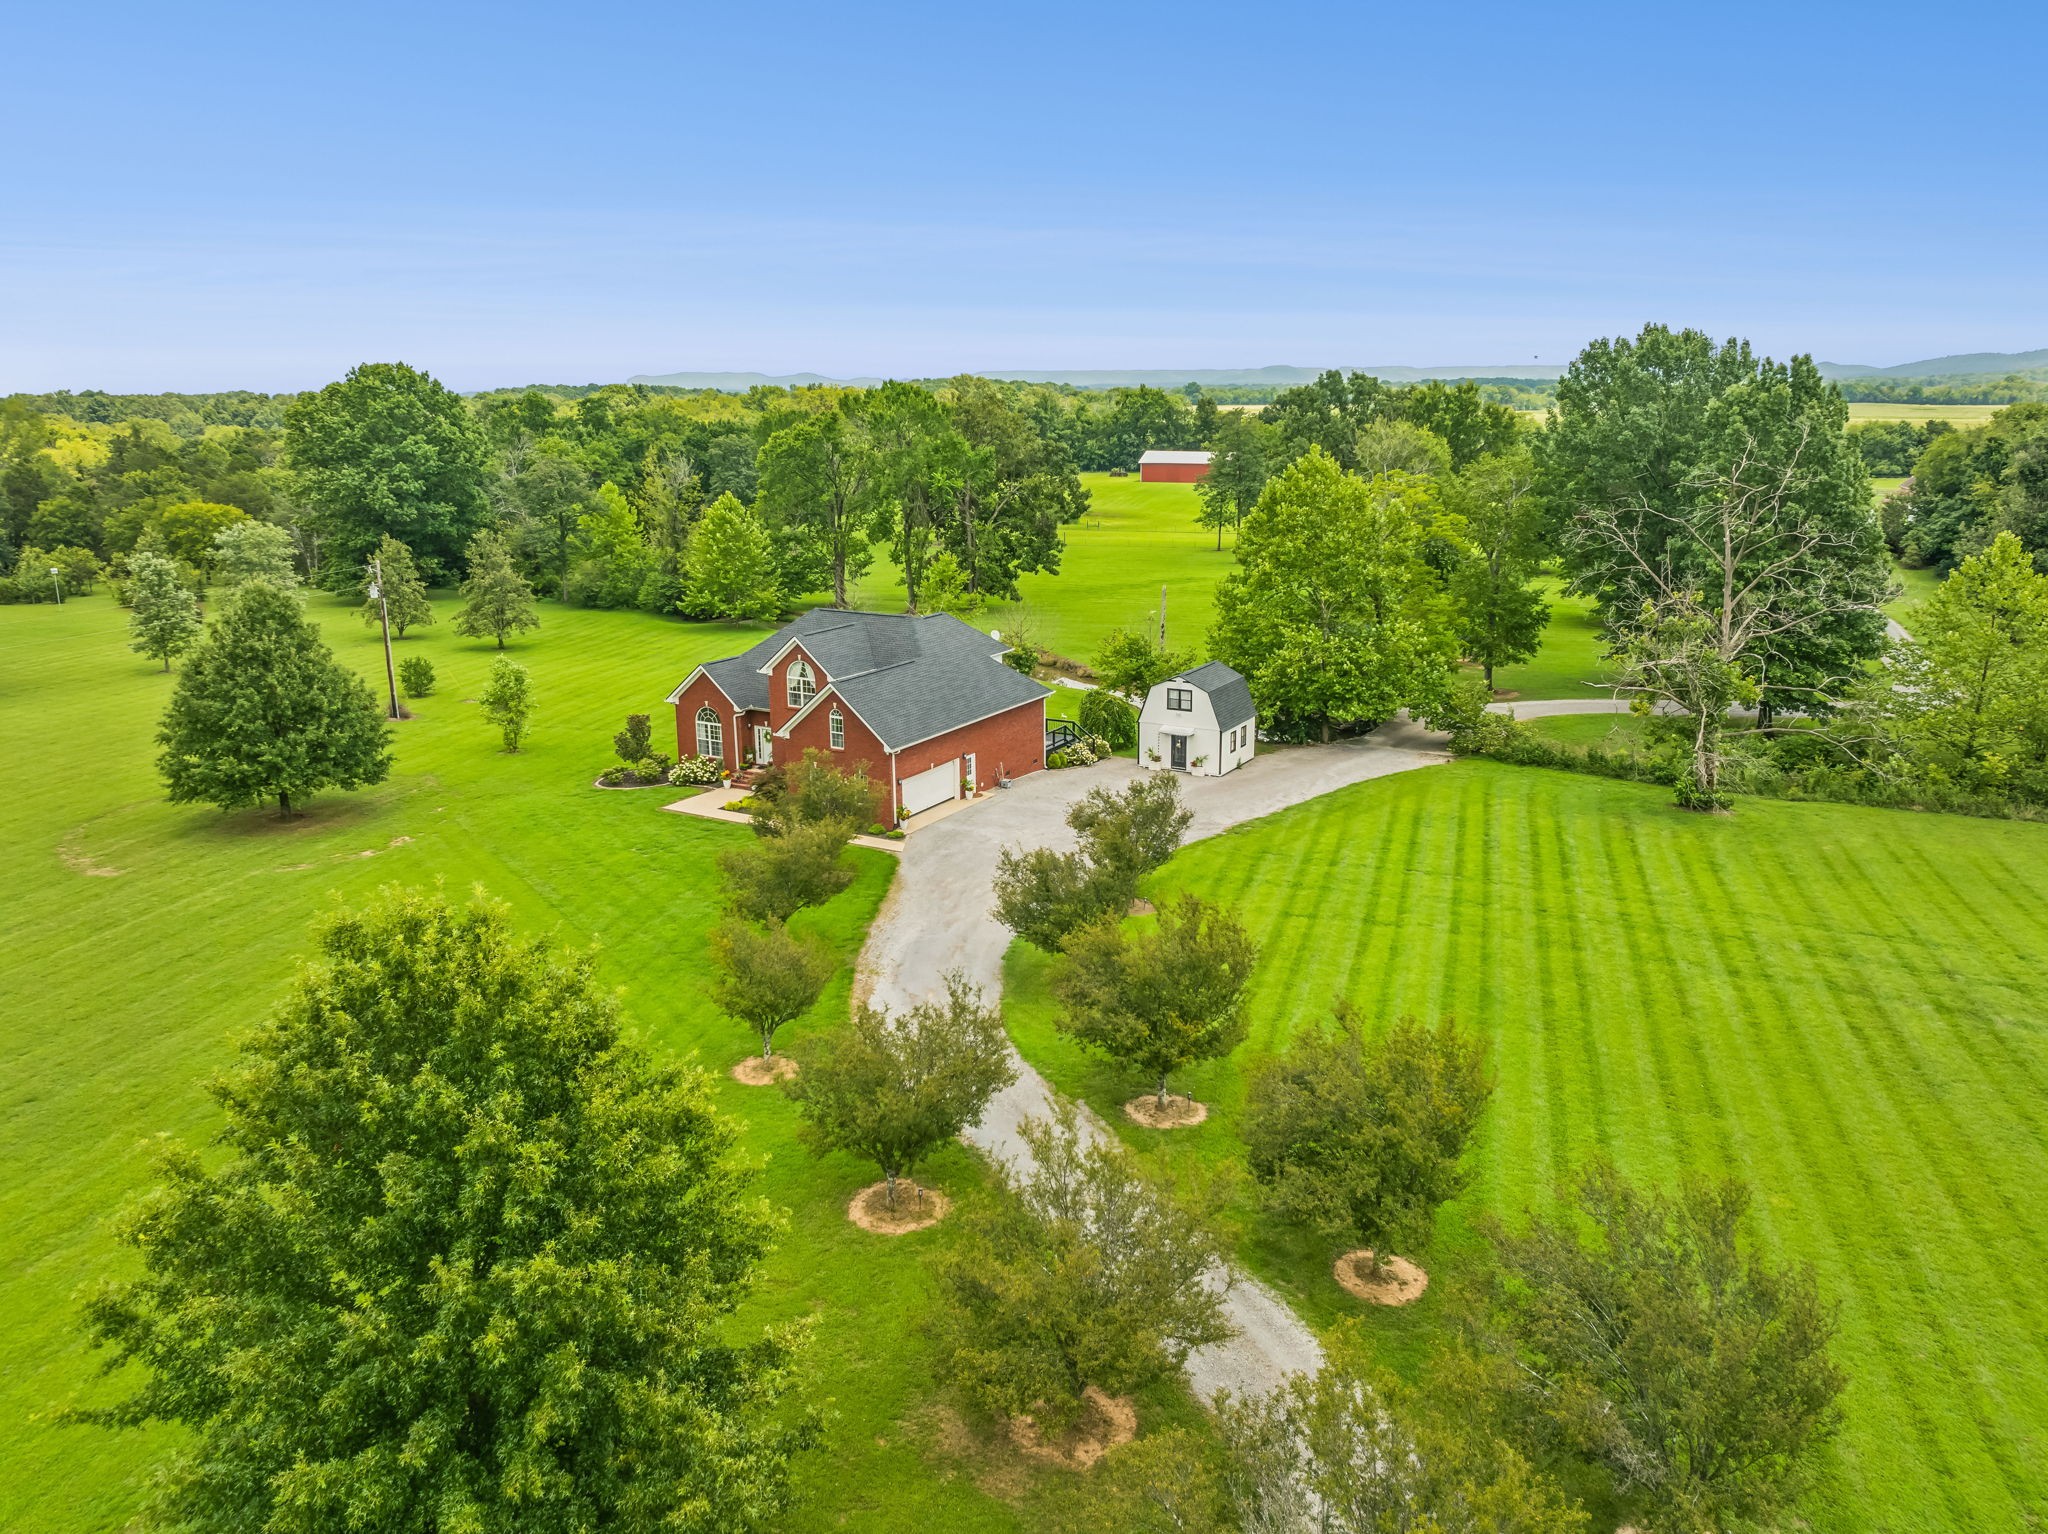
[126,551,203,671]
[938,375,1090,599]
[1393,378,1523,470]
[562,480,653,608]
[156,580,391,817]
[786,973,1016,1207]
[453,529,540,648]
[685,491,782,621]
[1197,409,1274,549]
[360,533,433,637]
[283,361,491,578]
[1210,448,1464,740]
[158,500,248,575]
[863,381,954,611]
[1054,894,1258,1110]
[72,886,815,1534]
[1446,446,1549,687]
[1877,531,2048,793]
[211,519,300,587]
[1092,626,1194,702]
[1540,325,1890,720]
[756,406,880,607]
[1489,1161,1846,1533]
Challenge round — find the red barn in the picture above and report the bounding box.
[667,609,1051,825]
[1138,449,1213,483]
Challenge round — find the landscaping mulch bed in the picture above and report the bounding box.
[1333,1249,1428,1305]
[847,1180,949,1234]
[1008,1387,1136,1470]
[730,1054,798,1086]
[1122,1093,1208,1128]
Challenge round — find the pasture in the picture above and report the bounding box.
[0,592,1168,1534]
[1845,402,2005,425]
[1004,760,2048,1533]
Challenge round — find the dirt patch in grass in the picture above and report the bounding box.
[1128,897,1155,915]
[1009,1387,1136,1470]
[57,834,122,877]
[1123,1094,1208,1128]
[1334,1249,1428,1306]
[848,1180,950,1234]
[730,1054,798,1086]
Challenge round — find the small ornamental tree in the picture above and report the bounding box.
[1489,1161,1847,1533]
[930,1104,1231,1430]
[1053,894,1258,1110]
[1241,1009,1491,1279]
[1078,687,1138,750]
[126,551,203,671]
[614,712,654,764]
[70,886,816,1534]
[361,533,434,636]
[479,656,533,751]
[1218,1360,1587,1534]
[707,918,836,1060]
[156,580,391,817]
[717,820,855,924]
[397,655,435,698]
[993,774,1192,953]
[785,972,1015,1207]
[454,530,540,648]
[212,520,300,588]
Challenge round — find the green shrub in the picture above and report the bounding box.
[1078,688,1138,749]
[397,656,436,698]
[670,754,725,786]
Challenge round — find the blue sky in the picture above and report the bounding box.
[4,1,2043,391]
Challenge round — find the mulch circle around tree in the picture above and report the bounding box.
[1008,1386,1137,1470]
[730,1055,798,1086]
[1122,1094,1209,1128]
[847,1180,950,1234]
[591,777,670,790]
[1333,1249,1428,1306]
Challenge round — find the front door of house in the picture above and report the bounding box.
[1169,734,1187,771]
[754,725,772,765]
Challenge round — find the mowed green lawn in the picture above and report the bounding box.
[1005,761,2048,1533]
[0,593,1149,1534]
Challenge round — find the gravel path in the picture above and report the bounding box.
[856,719,1451,1403]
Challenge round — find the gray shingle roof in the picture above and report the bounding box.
[681,609,1049,752]
[1170,660,1255,730]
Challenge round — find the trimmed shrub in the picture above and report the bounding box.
[398,656,436,698]
[671,754,725,786]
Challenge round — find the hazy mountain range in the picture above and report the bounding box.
[629,350,2048,392]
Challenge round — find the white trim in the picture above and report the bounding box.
[775,682,842,737]
[667,664,741,708]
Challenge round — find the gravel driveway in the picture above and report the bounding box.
[856,719,1450,1403]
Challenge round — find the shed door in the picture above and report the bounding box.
[901,758,960,816]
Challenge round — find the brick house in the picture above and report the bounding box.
[666,609,1051,825]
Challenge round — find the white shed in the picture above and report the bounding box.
[1139,661,1256,776]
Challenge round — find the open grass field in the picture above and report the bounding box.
[1846,402,2006,425]
[1004,761,2048,1533]
[0,592,1192,1534]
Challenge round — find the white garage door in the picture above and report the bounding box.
[900,758,960,816]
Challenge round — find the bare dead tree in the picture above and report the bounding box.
[1572,427,1893,808]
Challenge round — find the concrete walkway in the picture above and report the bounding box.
[856,721,1451,1404]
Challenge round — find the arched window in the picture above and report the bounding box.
[695,706,723,761]
[828,708,845,750]
[786,658,817,709]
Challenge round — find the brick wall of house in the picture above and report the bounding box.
[895,699,1048,795]
[673,674,749,772]
[778,689,894,822]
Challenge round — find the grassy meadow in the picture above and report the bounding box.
[1845,402,2006,425]
[1004,761,2048,1533]
[0,591,1203,1534]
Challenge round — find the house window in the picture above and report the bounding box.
[786,658,817,709]
[1166,687,1193,711]
[829,708,845,750]
[695,706,723,760]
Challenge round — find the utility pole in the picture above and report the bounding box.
[368,554,400,720]
[49,566,63,605]
[1158,584,1167,648]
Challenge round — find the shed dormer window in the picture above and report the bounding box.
[829,708,845,750]
[1166,687,1193,711]
[787,658,817,708]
